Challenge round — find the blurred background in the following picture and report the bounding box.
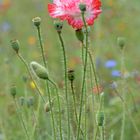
[0,0,140,139]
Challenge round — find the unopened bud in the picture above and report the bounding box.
[54,21,63,33]
[75,29,84,43]
[10,39,20,53]
[10,85,17,98]
[32,17,41,27]
[44,101,53,112]
[117,37,125,49]
[68,69,75,81]
[96,111,105,126]
[79,3,86,12]
[30,61,48,80]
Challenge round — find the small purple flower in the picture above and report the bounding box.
[105,60,117,68]
[111,70,121,77]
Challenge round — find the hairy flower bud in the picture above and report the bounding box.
[79,3,86,12]
[44,101,53,112]
[10,39,20,53]
[68,69,75,81]
[117,37,125,49]
[10,84,17,98]
[30,61,48,80]
[96,111,105,126]
[75,29,84,43]
[32,17,41,27]
[54,21,63,33]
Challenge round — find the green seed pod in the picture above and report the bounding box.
[96,111,105,126]
[68,69,75,81]
[27,97,34,108]
[10,39,20,53]
[30,61,48,80]
[75,29,84,43]
[54,20,63,33]
[10,85,17,98]
[32,17,41,27]
[79,3,86,12]
[44,101,53,112]
[19,96,25,106]
[117,37,125,49]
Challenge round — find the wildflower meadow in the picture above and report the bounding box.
[0,0,140,140]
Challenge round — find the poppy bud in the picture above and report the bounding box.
[96,111,105,126]
[10,84,17,98]
[117,37,125,49]
[30,61,48,80]
[32,17,41,27]
[44,101,53,112]
[68,69,75,81]
[79,3,86,12]
[10,39,20,53]
[75,29,84,43]
[54,20,63,33]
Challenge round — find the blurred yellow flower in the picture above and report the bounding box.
[28,36,36,45]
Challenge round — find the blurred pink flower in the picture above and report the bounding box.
[48,0,102,29]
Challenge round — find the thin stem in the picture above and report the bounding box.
[57,31,70,140]
[45,81,57,140]
[48,79,63,140]
[37,26,47,67]
[70,81,78,124]
[17,53,45,103]
[77,12,88,140]
[14,98,30,140]
[101,127,104,140]
[120,49,125,140]
[94,126,99,140]
[82,44,100,97]
[36,24,57,140]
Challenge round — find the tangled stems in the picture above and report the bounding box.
[13,98,30,140]
[48,79,63,140]
[77,11,88,140]
[57,31,70,140]
[17,53,45,103]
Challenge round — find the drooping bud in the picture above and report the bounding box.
[54,20,63,33]
[117,37,125,49]
[30,61,48,80]
[10,39,20,53]
[10,84,17,98]
[68,69,75,81]
[44,101,53,112]
[96,111,105,126]
[32,17,41,27]
[75,29,84,43]
[79,3,86,12]
[27,97,34,108]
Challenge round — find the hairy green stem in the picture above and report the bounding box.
[48,79,63,140]
[17,53,45,103]
[77,12,88,140]
[36,24,57,140]
[57,31,70,140]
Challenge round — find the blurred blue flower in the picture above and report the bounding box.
[111,70,121,77]
[105,60,117,68]
[1,21,11,32]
